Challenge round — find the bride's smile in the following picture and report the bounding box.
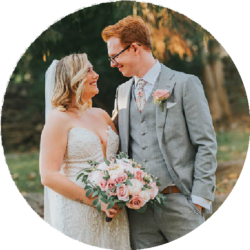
[83,64,99,98]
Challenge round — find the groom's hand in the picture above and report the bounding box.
[194,204,202,212]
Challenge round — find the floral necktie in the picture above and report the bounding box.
[135,79,147,112]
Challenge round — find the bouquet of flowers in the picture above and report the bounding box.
[77,152,167,221]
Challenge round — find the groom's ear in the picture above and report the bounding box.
[131,43,140,54]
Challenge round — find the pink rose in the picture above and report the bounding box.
[126,195,146,209]
[135,170,146,182]
[98,177,107,191]
[117,184,129,201]
[105,179,117,196]
[115,173,128,184]
[149,182,159,199]
[152,89,170,102]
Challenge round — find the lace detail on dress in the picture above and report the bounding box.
[106,125,119,159]
[45,125,130,250]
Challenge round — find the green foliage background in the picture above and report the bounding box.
[2,1,248,153]
[2,1,249,200]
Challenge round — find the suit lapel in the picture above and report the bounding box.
[118,65,176,153]
[118,78,134,153]
[155,65,176,147]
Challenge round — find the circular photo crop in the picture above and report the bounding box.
[1,1,249,249]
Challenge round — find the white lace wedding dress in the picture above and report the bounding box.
[44,125,131,249]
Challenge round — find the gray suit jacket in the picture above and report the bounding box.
[112,64,217,202]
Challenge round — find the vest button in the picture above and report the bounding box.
[143,159,147,163]
[140,119,144,123]
[141,132,145,136]
[142,146,146,150]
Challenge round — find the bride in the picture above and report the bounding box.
[39,53,130,249]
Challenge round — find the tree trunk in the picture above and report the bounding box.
[201,40,223,122]
[203,63,223,121]
[133,2,137,16]
[201,39,232,123]
[211,44,232,120]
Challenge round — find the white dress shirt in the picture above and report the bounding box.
[133,60,161,100]
[133,60,211,211]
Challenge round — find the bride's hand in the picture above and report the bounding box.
[101,203,122,218]
[90,195,122,218]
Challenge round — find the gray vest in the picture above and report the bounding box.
[129,87,173,191]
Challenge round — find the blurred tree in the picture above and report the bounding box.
[1,1,246,152]
[8,2,136,118]
[201,40,232,123]
[138,2,232,123]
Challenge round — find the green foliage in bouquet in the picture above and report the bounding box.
[77,152,167,213]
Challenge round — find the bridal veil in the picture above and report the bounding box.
[44,59,58,225]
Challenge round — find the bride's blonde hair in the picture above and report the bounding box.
[51,53,90,113]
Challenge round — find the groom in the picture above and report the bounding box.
[102,16,217,249]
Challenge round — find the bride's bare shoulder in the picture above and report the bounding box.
[43,108,72,133]
[47,107,70,121]
[92,107,110,120]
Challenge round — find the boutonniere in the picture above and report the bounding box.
[152,89,170,112]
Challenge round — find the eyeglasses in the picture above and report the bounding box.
[108,44,141,65]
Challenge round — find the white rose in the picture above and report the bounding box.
[128,179,143,195]
[87,171,103,184]
[139,189,151,202]
[125,166,136,175]
[109,169,121,180]
[97,162,108,171]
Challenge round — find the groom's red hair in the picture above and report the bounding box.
[101,16,152,51]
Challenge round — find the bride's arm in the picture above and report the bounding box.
[39,109,119,218]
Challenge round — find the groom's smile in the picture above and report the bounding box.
[118,65,124,71]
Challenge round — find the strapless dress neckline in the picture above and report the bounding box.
[68,125,116,158]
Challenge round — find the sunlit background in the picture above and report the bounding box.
[1,1,249,219]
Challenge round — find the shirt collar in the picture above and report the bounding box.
[134,60,161,86]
